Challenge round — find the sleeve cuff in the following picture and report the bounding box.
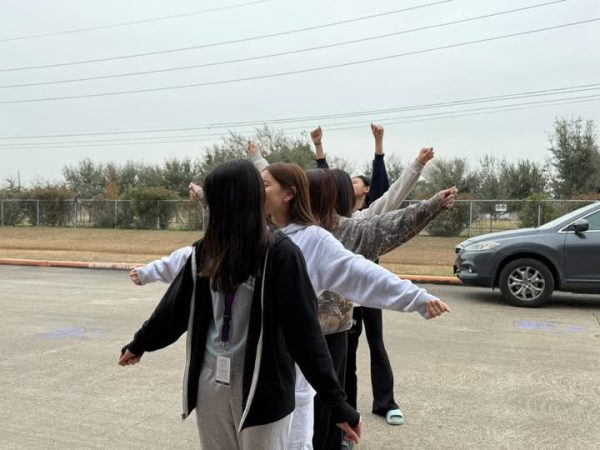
[330,401,361,428]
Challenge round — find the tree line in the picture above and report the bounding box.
[1,118,599,234]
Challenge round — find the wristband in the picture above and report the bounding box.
[314,142,322,146]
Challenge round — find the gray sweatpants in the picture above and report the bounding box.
[195,358,293,449]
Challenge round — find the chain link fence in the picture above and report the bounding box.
[0,199,207,231]
[0,198,597,236]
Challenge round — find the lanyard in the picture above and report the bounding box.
[220,291,236,344]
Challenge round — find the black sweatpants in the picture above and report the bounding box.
[346,306,399,416]
[313,331,348,450]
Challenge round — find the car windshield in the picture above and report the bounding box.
[537,202,600,230]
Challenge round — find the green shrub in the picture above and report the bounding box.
[123,186,179,229]
[24,187,75,226]
[518,194,560,227]
[426,194,475,237]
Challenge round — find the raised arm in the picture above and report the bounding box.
[336,187,458,261]
[353,147,434,219]
[311,126,329,169]
[188,182,205,205]
[247,140,270,171]
[308,229,450,319]
[367,123,390,202]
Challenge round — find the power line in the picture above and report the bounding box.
[0,0,270,43]
[2,87,600,145]
[0,0,566,90]
[3,92,600,148]
[1,81,599,139]
[205,84,600,127]
[1,17,597,105]
[317,93,600,129]
[0,0,452,72]
[326,95,600,131]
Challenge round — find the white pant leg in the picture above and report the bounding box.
[287,365,316,450]
[239,413,293,450]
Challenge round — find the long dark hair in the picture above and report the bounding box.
[201,159,269,293]
[265,163,317,226]
[306,169,339,231]
[331,169,355,218]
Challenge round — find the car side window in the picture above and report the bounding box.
[585,210,600,231]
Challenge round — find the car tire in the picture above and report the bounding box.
[499,258,554,307]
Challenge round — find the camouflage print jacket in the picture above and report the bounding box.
[318,194,445,335]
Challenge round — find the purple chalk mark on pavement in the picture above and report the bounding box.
[517,320,556,332]
[517,320,587,334]
[38,327,107,340]
[40,326,88,340]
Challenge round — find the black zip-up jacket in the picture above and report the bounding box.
[123,233,359,431]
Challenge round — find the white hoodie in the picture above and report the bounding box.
[136,246,192,285]
[136,225,435,314]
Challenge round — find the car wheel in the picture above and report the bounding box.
[499,258,554,307]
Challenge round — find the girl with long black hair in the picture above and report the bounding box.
[119,159,361,449]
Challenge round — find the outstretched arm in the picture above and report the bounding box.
[353,147,435,219]
[307,230,451,319]
[336,187,458,261]
[133,246,193,285]
[119,252,196,364]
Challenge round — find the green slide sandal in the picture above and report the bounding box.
[386,408,405,426]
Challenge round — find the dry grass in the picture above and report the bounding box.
[0,227,462,275]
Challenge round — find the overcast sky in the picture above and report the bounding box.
[1,0,599,185]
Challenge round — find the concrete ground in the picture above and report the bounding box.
[0,265,599,450]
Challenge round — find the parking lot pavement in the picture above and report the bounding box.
[1,265,599,449]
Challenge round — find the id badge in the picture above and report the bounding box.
[215,355,231,386]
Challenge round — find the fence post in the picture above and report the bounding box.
[468,201,473,238]
[537,202,542,227]
[1,199,3,227]
[74,200,77,229]
[36,200,40,226]
[157,201,161,230]
[114,200,118,229]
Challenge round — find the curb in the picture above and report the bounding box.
[0,257,462,285]
[0,258,140,271]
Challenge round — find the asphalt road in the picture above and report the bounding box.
[1,266,599,449]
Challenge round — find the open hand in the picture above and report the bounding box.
[417,147,435,165]
[425,299,452,319]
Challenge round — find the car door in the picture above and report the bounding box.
[564,208,600,290]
